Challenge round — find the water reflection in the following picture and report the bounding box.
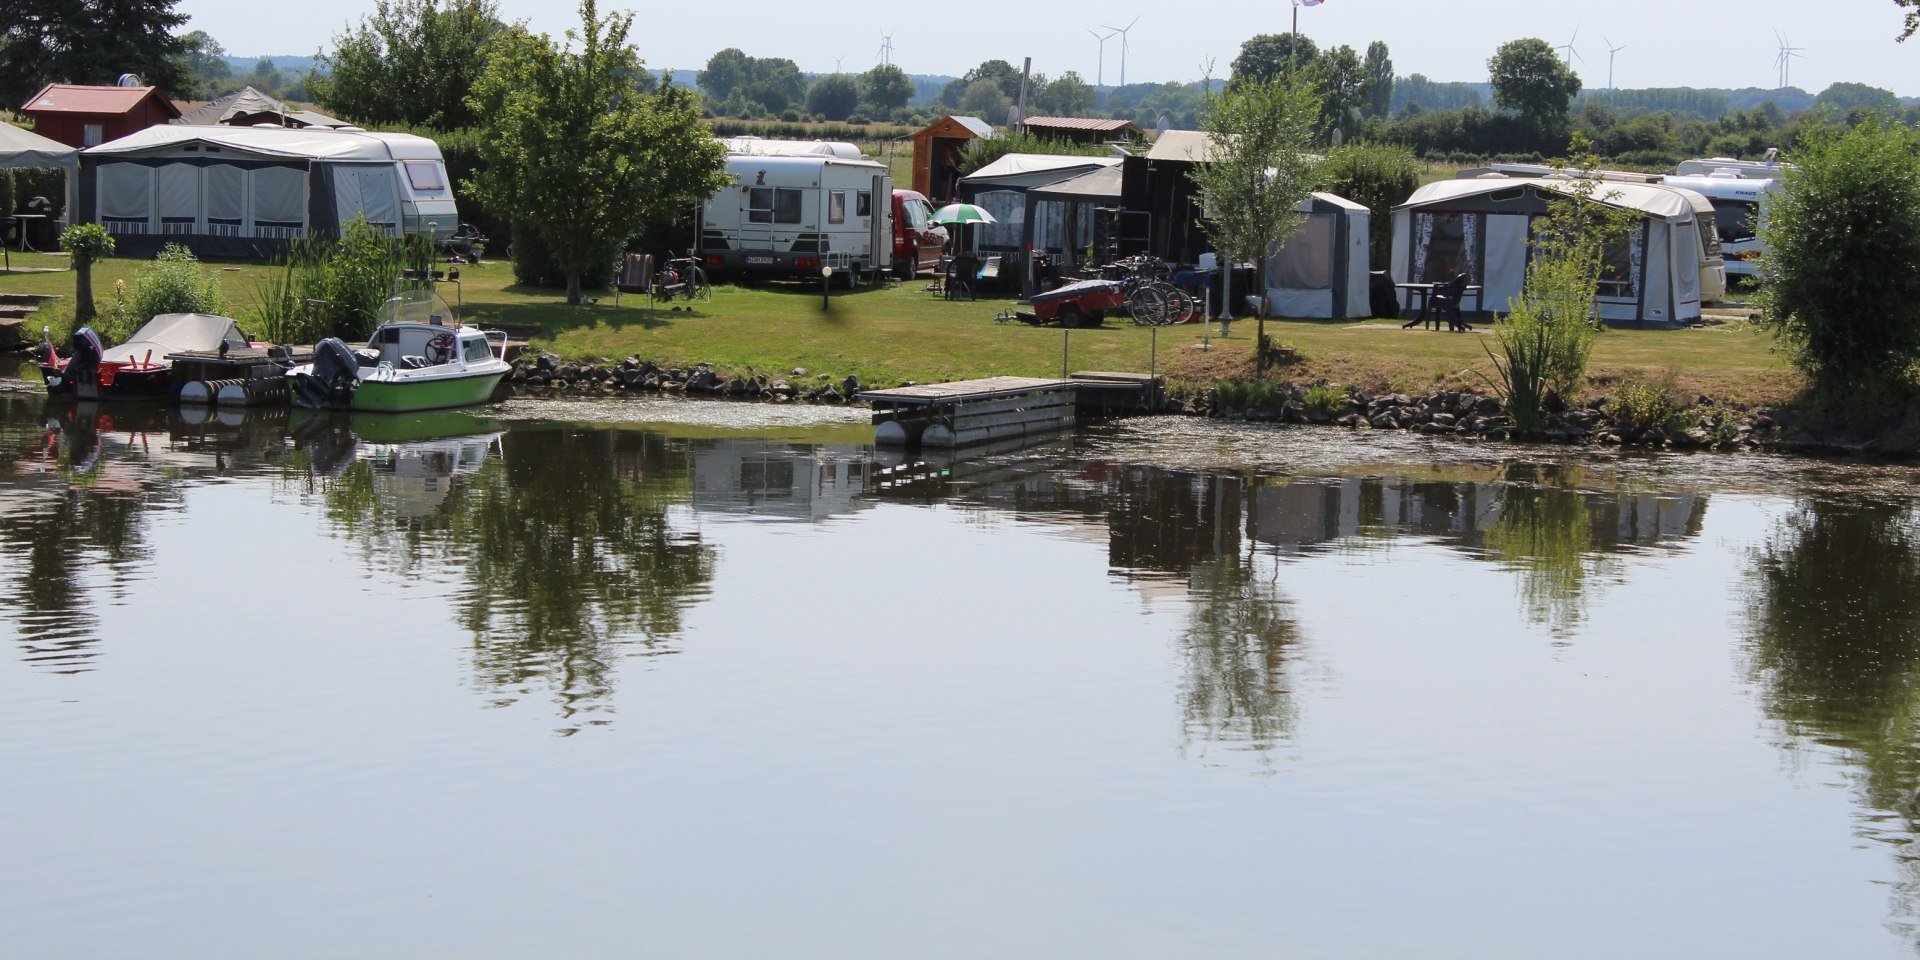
[1745,499,1920,942]
[290,417,717,732]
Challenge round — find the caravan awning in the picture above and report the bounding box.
[960,153,1120,190]
[1028,165,1123,202]
[1396,176,1692,219]
[0,120,78,172]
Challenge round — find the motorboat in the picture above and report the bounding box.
[287,290,508,413]
[38,313,252,402]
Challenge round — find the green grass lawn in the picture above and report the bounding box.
[1,250,1797,403]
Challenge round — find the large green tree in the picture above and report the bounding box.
[1488,38,1582,132]
[805,73,859,121]
[696,48,803,115]
[173,30,229,99]
[940,60,1021,108]
[1362,41,1393,119]
[469,0,729,304]
[311,0,505,130]
[1040,71,1097,116]
[0,0,191,107]
[1228,33,1319,86]
[1316,44,1366,134]
[858,63,913,113]
[1190,73,1323,359]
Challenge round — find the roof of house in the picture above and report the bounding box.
[174,86,348,129]
[916,115,994,140]
[1145,129,1221,163]
[1022,116,1139,134]
[86,124,443,163]
[21,84,181,118]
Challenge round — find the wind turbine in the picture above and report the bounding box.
[877,31,898,68]
[1102,16,1140,87]
[1558,25,1585,71]
[1604,38,1625,89]
[1774,31,1805,89]
[832,55,846,73]
[1089,28,1115,89]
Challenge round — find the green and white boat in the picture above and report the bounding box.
[288,290,509,413]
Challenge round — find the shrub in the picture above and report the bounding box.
[1303,382,1346,417]
[252,216,404,344]
[1611,370,1684,432]
[1320,142,1421,266]
[1756,118,1920,400]
[98,244,223,344]
[1484,254,1600,430]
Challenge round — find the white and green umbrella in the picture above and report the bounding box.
[928,203,997,226]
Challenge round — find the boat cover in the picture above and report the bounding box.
[110,313,249,363]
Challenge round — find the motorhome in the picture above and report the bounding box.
[1660,174,1778,279]
[698,139,892,283]
[1675,151,1792,180]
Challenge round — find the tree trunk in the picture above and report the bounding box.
[565,266,583,305]
[1254,254,1268,375]
[74,261,96,324]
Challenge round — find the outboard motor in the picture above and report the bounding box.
[291,337,362,409]
[64,327,104,389]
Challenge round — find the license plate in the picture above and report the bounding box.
[746,256,774,265]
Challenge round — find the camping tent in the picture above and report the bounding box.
[1389,176,1706,326]
[80,125,456,259]
[1023,164,1124,282]
[1267,192,1372,319]
[0,120,80,250]
[957,153,1122,254]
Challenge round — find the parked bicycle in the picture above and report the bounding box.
[1096,256,1192,327]
[651,253,712,305]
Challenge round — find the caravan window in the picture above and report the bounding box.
[829,190,847,224]
[749,187,774,223]
[404,161,445,193]
[774,188,804,224]
[1709,199,1758,243]
[856,191,872,217]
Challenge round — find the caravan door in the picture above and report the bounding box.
[739,174,776,258]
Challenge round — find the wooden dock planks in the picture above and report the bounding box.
[860,377,1079,449]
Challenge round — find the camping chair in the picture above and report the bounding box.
[614,253,653,308]
[946,254,979,301]
[1429,273,1472,332]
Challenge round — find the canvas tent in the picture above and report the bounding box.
[957,153,1122,255]
[175,86,350,129]
[1267,193,1372,319]
[80,125,456,259]
[0,120,79,228]
[1023,164,1124,281]
[1390,176,1706,327]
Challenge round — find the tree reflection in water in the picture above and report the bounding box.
[302,424,716,732]
[0,402,161,673]
[1745,499,1920,943]
[1178,549,1302,756]
[1481,474,1614,637]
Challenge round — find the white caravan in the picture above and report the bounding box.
[1660,173,1779,279]
[698,140,892,283]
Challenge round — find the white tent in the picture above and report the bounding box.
[80,125,456,259]
[0,120,79,245]
[1267,192,1371,319]
[1390,176,1706,327]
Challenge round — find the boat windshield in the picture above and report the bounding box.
[378,290,458,328]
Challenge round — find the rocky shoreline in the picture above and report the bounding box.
[503,353,1916,458]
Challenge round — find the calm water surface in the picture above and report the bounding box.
[5,358,1920,958]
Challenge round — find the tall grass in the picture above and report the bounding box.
[253,217,411,345]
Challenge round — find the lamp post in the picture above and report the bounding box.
[821,265,834,310]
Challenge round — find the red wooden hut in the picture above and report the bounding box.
[19,84,182,149]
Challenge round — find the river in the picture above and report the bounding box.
[5,359,1920,958]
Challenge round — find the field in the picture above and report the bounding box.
[1,250,1797,404]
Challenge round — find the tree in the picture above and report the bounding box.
[1362,41,1393,119]
[1488,38,1582,133]
[806,73,860,121]
[696,48,753,102]
[58,223,113,326]
[469,0,730,304]
[0,0,191,107]
[311,0,505,130]
[858,63,913,113]
[1899,0,1919,40]
[940,60,1021,108]
[1315,44,1366,134]
[1756,119,1920,401]
[1815,82,1897,114]
[173,30,229,98]
[959,79,1011,123]
[1041,71,1097,116]
[1190,73,1323,364]
[1229,33,1319,86]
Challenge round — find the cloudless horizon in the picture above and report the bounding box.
[178,0,1919,96]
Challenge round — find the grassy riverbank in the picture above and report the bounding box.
[2,251,1797,404]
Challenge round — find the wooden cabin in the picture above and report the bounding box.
[911,115,993,202]
[19,84,181,148]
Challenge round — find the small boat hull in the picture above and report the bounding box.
[349,369,508,413]
[38,362,174,403]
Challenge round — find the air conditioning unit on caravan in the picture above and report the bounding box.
[698,139,893,286]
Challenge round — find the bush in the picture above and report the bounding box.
[1303,382,1346,417]
[1321,142,1421,267]
[1756,118,1920,396]
[1611,370,1684,432]
[98,244,224,344]
[1484,253,1601,431]
[252,216,405,344]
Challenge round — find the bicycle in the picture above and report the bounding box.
[651,253,712,306]
[1098,257,1191,327]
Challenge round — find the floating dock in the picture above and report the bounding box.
[860,373,1162,448]
[170,346,310,406]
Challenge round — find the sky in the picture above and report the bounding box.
[176,0,1920,96]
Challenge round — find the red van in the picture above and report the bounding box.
[891,189,947,279]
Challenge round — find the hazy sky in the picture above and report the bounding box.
[177,0,1919,95]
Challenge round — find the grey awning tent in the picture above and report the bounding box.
[0,120,79,262]
[1022,166,1127,284]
